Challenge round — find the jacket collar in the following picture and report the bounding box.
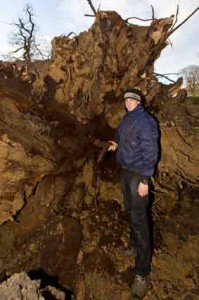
[127,105,144,118]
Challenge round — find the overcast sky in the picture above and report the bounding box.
[0,0,198,76]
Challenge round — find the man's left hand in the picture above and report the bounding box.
[138,182,149,197]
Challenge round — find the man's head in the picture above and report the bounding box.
[123,88,143,112]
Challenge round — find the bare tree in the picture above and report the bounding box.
[9,4,50,64]
[181,65,199,97]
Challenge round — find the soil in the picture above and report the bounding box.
[0,179,198,300]
[0,10,198,300]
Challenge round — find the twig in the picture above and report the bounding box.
[154,73,176,83]
[151,5,155,20]
[160,72,179,76]
[168,6,199,36]
[167,37,173,49]
[84,14,95,17]
[97,4,101,12]
[125,17,155,23]
[67,32,77,37]
[170,4,179,32]
[86,0,97,16]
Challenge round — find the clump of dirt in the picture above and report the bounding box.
[0,271,65,299]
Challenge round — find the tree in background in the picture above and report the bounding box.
[9,4,50,64]
[181,65,199,97]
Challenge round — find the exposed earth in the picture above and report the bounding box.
[0,9,198,300]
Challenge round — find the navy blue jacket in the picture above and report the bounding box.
[115,105,159,178]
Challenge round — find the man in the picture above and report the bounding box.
[108,88,159,298]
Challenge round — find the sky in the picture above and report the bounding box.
[0,0,198,77]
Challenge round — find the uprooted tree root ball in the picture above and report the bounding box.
[0,9,198,300]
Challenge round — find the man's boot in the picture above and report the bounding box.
[131,274,149,299]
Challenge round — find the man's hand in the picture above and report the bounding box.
[108,140,118,151]
[138,182,149,197]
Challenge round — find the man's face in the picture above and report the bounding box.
[125,98,139,112]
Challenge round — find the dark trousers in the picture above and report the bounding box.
[121,169,151,277]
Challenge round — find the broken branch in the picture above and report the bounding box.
[168,6,199,36]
